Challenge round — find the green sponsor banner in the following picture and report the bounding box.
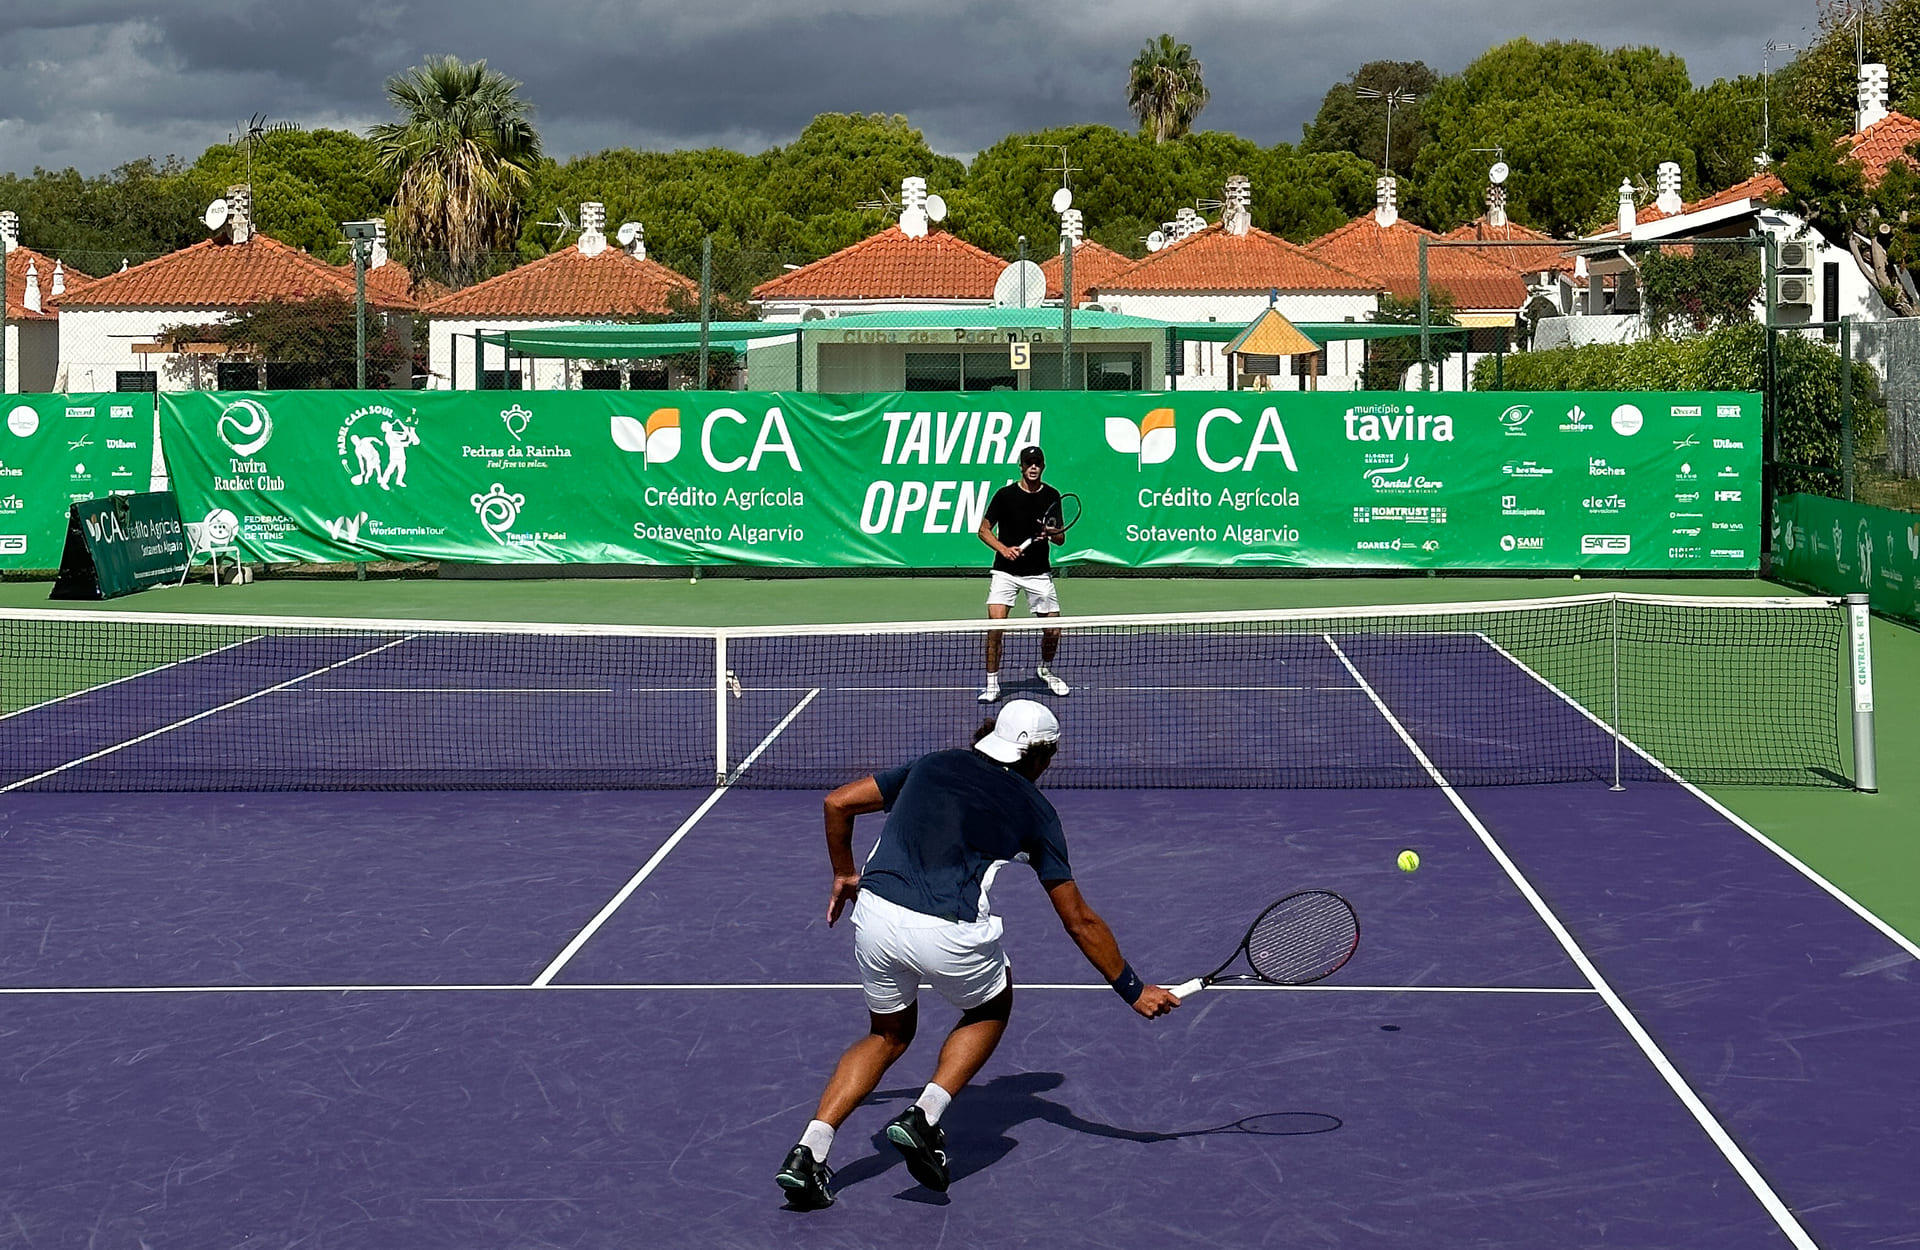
[1773,493,1920,623]
[1,394,155,569]
[49,491,189,599]
[157,390,1761,570]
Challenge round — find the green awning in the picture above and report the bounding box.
[476,322,798,359]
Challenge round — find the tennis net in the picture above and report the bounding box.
[0,594,1867,793]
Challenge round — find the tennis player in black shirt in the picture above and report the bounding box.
[977,445,1068,702]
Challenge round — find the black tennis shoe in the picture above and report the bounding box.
[776,1145,834,1210]
[885,1106,950,1192]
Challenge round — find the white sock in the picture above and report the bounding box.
[1037,662,1054,675]
[914,1083,953,1126]
[799,1119,835,1163]
[984,671,1000,688]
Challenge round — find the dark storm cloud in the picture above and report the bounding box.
[0,0,1822,173]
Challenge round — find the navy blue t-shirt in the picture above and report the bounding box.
[860,748,1072,923]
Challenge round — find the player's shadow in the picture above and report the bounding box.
[832,1071,1341,1204]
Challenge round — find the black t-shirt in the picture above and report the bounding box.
[985,481,1062,576]
[861,748,1072,923]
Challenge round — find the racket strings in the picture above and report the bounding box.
[1246,893,1358,984]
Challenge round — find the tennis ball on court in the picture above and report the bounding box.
[1572,573,1582,581]
[1396,849,1421,873]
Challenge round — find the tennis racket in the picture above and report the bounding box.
[1016,492,1082,553]
[1166,890,1359,998]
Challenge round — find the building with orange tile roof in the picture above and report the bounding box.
[52,186,419,392]
[1039,239,1132,304]
[423,204,700,389]
[1,213,94,392]
[1088,175,1379,388]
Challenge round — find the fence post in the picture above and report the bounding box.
[699,235,712,390]
[715,631,729,785]
[1840,315,1855,501]
[1418,236,1431,392]
[1609,594,1625,791]
[1845,593,1878,792]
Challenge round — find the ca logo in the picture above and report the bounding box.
[611,409,682,466]
[1104,408,1174,467]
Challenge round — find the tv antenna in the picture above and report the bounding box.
[535,205,579,242]
[1026,143,1080,195]
[230,113,301,184]
[1356,86,1421,176]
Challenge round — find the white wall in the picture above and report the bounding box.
[56,307,193,392]
[1096,291,1379,389]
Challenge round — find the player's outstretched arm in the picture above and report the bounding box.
[1044,879,1179,1018]
[822,777,884,926]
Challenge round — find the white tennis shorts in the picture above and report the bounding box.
[851,889,1010,1014]
[987,569,1060,614]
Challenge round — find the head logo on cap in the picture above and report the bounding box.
[975,699,1061,763]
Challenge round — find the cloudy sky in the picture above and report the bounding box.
[0,0,1826,175]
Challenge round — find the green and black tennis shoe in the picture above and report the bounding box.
[776,1145,834,1210]
[885,1106,951,1192]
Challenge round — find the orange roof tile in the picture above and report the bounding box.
[752,226,1007,301]
[1095,223,1378,294]
[362,260,448,307]
[1307,215,1527,309]
[54,233,415,313]
[4,247,92,320]
[1588,171,1789,238]
[1843,110,1920,181]
[1039,240,1134,301]
[423,245,697,318]
[1440,218,1577,276]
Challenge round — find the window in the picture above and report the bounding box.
[482,369,523,390]
[904,352,961,391]
[630,364,671,390]
[1084,351,1141,391]
[1823,262,1841,340]
[962,351,1018,391]
[115,371,157,392]
[1240,354,1281,375]
[581,369,623,390]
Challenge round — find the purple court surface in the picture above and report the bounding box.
[1,634,1915,1248]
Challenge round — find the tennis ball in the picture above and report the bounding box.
[1396,849,1421,873]
[1572,573,1582,581]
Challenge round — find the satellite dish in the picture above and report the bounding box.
[925,193,948,223]
[1489,161,1510,185]
[993,260,1048,308]
[203,199,230,231]
[800,306,829,321]
[1051,187,1073,214]
[616,222,641,246]
[1146,230,1167,253]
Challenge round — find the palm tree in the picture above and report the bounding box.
[371,55,543,288]
[1127,35,1210,143]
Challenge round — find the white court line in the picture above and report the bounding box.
[1,636,419,794]
[1477,634,1920,964]
[1323,633,1819,1250]
[829,685,1365,693]
[311,687,615,694]
[0,982,1599,996]
[0,635,265,723]
[530,687,822,988]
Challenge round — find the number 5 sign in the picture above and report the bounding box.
[1009,341,1031,371]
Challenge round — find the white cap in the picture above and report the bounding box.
[975,699,1061,763]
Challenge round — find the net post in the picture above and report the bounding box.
[1609,594,1625,791]
[1845,593,1877,792]
[715,631,729,786]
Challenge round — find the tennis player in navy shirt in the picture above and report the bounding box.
[776,701,1179,1209]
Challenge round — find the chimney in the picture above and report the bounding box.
[1487,182,1507,229]
[1859,62,1890,130]
[1222,174,1252,236]
[899,176,929,239]
[369,221,388,269]
[577,201,607,256]
[1655,161,1683,215]
[23,260,39,313]
[1060,208,1084,249]
[1174,207,1203,240]
[1617,178,1636,236]
[51,259,64,296]
[0,211,16,253]
[225,184,252,243]
[1374,175,1399,228]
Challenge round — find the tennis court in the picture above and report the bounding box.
[0,588,1914,1248]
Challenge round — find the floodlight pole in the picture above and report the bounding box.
[353,239,367,390]
[1061,233,1074,390]
[699,236,712,391]
[1418,235,1431,391]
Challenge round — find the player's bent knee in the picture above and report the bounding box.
[958,982,1013,1026]
[869,1002,918,1047]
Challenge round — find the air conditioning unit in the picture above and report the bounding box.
[1778,240,1813,271]
[799,306,829,322]
[1776,274,1815,307]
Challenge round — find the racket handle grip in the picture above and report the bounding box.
[1165,978,1204,999]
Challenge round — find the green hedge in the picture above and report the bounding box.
[1474,323,1883,496]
